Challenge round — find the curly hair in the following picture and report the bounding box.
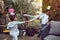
[9,15,15,21]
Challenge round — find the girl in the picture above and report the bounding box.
[7,15,29,40]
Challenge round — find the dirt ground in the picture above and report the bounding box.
[0,34,40,40]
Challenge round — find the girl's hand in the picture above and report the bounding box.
[25,21,30,23]
[25,21,30,25]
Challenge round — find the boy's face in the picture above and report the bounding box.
[46,11,50,15]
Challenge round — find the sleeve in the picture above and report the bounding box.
[15,21,25,24]
[47,16,49,22]
[7,23,15,29]
[39,14,44,19]
[7,24,9,29]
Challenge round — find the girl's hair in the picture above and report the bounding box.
[9,15,15,21]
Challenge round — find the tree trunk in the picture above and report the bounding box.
[0,0,6,25]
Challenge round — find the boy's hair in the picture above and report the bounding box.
[46,10,50,12]
[9,15,15,21]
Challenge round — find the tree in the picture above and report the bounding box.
[4,0,35,22]
[43,0,60,21]
[0,0,6,25]
[0,0,4,13]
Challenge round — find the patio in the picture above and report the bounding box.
[0,34,40,40]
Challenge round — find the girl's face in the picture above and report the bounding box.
[14,17,17,21]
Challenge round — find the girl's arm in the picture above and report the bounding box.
[7,24,9,29]
[15,21,30,25]
[15,21,25,24]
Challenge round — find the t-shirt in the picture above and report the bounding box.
[7,21,25,35]
[39,13,49,24]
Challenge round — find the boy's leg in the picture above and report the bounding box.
[38,24,46,37]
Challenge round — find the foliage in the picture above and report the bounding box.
[43,0,60,21]
[4,0,35,14]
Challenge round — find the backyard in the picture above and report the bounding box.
[0,34,40,40]
[0,0,60,40]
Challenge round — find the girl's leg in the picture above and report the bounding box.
[13,35,18,40]
[12,37,14,40]
[10,34,18,40]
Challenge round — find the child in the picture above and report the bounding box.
[7,15,29,40]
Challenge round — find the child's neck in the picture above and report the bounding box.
[11,20,16,22]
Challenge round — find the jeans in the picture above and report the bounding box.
[41,24,46,28]
[38,24,46,37]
